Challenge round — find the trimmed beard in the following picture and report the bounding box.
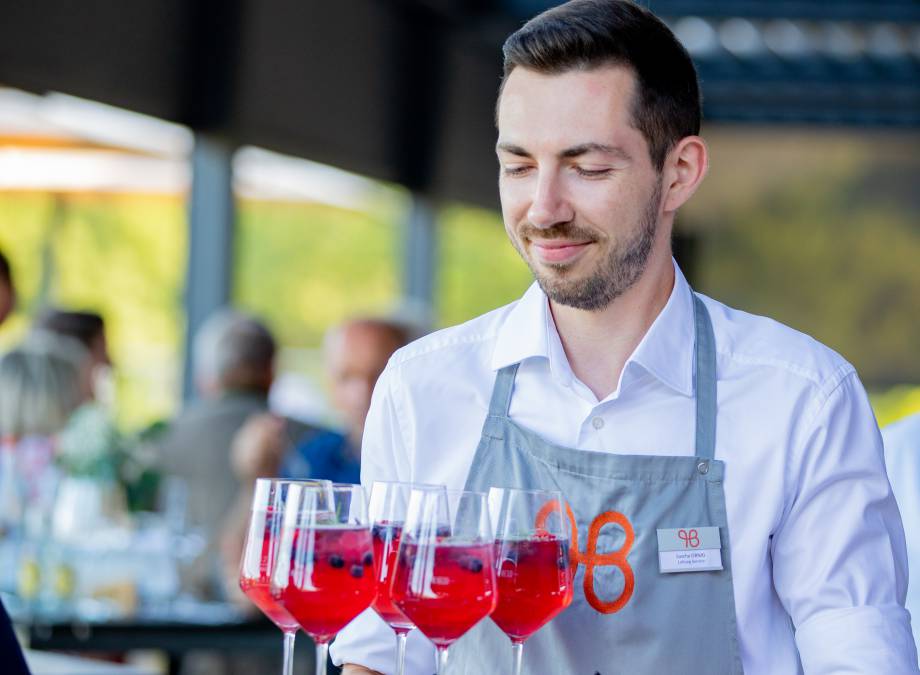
[514,177,662,312]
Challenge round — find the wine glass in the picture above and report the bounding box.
[488,488,574,675]
[369,481,444,675]
[391,488,497,675]
[239,478,331,675]
[273,482,375,675]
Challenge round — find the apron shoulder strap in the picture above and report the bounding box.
[488,362,520,418]
[693,294,718,462]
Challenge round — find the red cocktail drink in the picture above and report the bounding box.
[279,526,375,642]
[240,507,301,632]
[491,535,573,642]
[391,541,496,647]
[371,522,413,631]
[241,577,301,632]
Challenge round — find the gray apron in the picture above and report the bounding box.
[454,295,743,674]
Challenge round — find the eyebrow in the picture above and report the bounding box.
[496,141,631,161]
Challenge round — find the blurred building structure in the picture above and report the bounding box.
[0,0,918,399]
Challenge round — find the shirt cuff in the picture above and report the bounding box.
[330,609,435,675]
[795,605,919,674]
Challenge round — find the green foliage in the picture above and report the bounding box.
[437,203,532,327]
[686,130,920,390]
[56,403,163,511]
[2,129,918,432]
[235,200,401,347]
[0,193,186,429]
[871,386,920,429]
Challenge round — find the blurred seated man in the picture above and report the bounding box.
[232,318,411,485]
[158,309,309,600]
[0,250,15,328]
[220,319,410,609]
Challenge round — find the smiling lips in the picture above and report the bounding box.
[530,239,593,264]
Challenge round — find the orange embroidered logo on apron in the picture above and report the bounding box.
[537,500,635,614]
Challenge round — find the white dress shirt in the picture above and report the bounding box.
[332,261,918,674]
[884,412,920,662]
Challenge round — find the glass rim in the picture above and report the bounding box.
[291,482,362,492]
[441,488,487,498]
[488,486,564,497]
[253,477,333,486]
[372,480,445,490]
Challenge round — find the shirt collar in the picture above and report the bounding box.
[491,259,695,397]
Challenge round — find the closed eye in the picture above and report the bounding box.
[574,167,613,178]
[502,165,533,177]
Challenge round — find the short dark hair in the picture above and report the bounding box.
[33,309,106,351]
[0,250,11,284]
[500,0,701,171]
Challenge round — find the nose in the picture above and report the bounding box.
[527,170,574,228]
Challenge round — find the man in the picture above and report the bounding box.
[158,309,305,599]
[884,412,920,656]
[0,250,15,328]
[333,1,917,673]
[231,318,411,485]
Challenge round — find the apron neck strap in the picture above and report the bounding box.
[693,294,717,461]
[488,294,718,461]
[488,362,520,418]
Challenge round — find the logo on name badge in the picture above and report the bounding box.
[656,527,723,573]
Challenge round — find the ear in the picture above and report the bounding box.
[661,136,708,213]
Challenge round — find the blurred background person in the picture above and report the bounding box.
[231,317,411,486]
[156,309,310,601]
[0,334,88,557]
[0,250,14,329]
[883,413,920,654]
[219,317,410,610]
[32,309,112,404]
[0,335,87,440]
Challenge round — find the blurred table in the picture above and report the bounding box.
[12,599,280,675]
[25,650,158,675]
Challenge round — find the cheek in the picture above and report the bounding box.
[571,180,641,222]
[499,178,531,218]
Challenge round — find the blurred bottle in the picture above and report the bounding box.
[0,437,23,593]
[0,437,22,536]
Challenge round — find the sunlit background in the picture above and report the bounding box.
[1,2,919,673]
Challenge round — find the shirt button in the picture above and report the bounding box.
[592,417,604,430]
[697,461,710,475]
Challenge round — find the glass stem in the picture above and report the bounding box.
[315,640,329,675]
[435,646,450,674]
[395,630,409,675]
[282,631,296,675]
[511,641,524,675]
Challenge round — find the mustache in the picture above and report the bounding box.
[517,222,598,242]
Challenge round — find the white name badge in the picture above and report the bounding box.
[657,527,723,573]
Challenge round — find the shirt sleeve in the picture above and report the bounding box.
[330,362,437,673]
[772,369,919,673]
[883,415,920,656]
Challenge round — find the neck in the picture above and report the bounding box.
[550,249,675,400]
